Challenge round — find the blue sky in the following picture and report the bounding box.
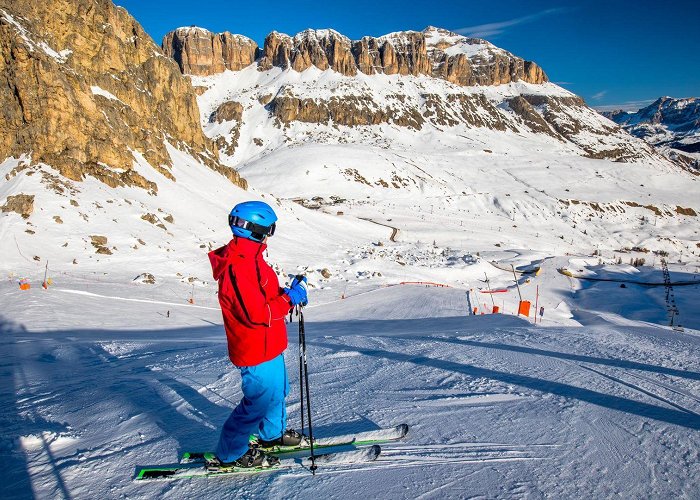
[115,0,700,110]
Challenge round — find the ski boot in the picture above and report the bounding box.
[257,429,312,449]
[204,447,280,471]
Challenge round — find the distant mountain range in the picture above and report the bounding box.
[601,97,699,169]
[164,25,659,165]
[1,0,697,274]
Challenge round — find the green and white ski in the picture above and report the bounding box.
[135,445,381,481]
[180,423,409,463]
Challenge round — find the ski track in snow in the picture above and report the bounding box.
[2,278,700,498]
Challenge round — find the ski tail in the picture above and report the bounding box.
[313,444,381,465]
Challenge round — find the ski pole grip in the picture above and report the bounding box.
[292,274,307,310]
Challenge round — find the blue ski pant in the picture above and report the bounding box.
[215,353,289,462]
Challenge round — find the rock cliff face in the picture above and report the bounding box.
[268,89,514,133]
[0,0,245,189]
[162,27,258,76]
[180,25,652,165]
[260,29,358,76]
[425,27,547,86]
[164,26,546,87]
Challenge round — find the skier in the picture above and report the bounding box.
[207,200,309,469]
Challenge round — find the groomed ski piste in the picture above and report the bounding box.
[2,249,700,498]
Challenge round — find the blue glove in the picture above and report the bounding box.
[285,276,308,306]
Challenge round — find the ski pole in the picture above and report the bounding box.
[297,305,305,437]
[298,303,317,473]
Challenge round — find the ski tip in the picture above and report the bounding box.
[396,423,409,438]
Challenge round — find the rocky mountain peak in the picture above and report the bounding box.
[288,28,356,75]
[0,0,245,190]
[293,28,349,43]
[162,26,258,76]
[163,25,547,87]
[423,26,455,35]
[638,97,699,126]
[174,25,212,36]
[601,96,700,170]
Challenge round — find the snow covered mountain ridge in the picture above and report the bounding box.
[163,26,547,86]
[161,25,666,166]
[602,97,700,171]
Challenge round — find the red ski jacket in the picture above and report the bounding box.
[209,237,292,367]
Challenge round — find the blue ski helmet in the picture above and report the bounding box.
[228,201,278,242]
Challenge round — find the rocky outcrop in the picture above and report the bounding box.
[1,193,34,217]
[522,95,589,137]
[426,27,547,86]
[165,25,546,88]
[162,27,258,76]
[292,30,357,75]
[375,32,432,76]
[507,96,559,137]
[209,101,243,123]
[524,61,547,85]
[258,31,293,70]
[432,53,472,86]
[519,95,651,161]
[422,93,514,131]
[350,37,382,75]
[209,101,244,157]
[269,87,518,132]
[90,235,112,254]
[258,30,358,75]
[270,92,425,130]
[0,0,246,191]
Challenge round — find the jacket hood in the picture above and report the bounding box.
[209,237,267,280]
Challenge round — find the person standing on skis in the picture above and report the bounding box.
[207,200,308,469]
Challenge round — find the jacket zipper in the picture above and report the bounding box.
[255,255,268,358]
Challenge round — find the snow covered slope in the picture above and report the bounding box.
[0,146,388,288]
[2,275,699,498]
[182,29,698,268]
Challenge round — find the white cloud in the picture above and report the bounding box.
[454,8,566,38]
[592,91,607,100]
[593,99,657,112]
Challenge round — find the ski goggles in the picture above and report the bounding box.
[229,215,276,239]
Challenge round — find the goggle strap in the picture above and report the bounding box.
[229,215,276,237]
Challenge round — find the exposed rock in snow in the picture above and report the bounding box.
[1,193,34,217]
